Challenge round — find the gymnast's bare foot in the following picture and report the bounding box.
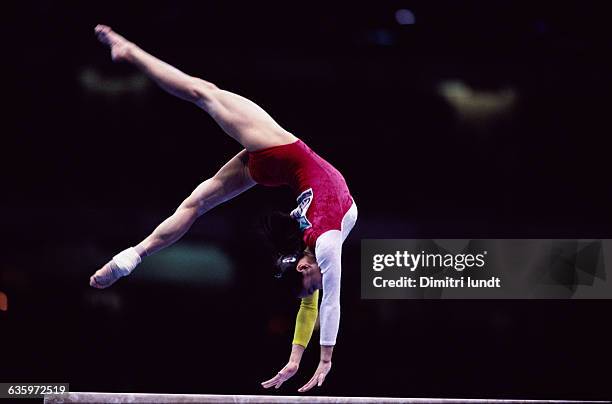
[89,261,123,289]
[94,24,134,63]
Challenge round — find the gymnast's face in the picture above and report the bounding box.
[296,252,322,298]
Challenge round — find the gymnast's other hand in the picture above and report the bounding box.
[298,359,332,393]
[261,344,304,389]
[261,361,300,390]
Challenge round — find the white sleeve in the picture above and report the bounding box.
[315,230,343,346]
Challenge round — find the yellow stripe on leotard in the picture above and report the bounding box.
[292,289,319,348]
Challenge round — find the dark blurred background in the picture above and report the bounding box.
[2,1,611,401]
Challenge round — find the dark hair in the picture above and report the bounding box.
[275,254,305,297]
[260,211,305,297]
[260,211,305,256]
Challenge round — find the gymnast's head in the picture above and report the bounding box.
[260,211,321,298]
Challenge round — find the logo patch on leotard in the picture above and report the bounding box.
[290,188,313,231]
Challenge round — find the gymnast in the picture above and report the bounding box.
[89,25,357,393]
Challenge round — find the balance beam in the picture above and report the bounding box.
[43,392,607,403]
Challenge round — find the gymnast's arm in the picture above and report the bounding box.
[293,290,319,349]
[288,290,320,368]
[260,290,319,390]
[90,150,255,288]
[298,231,342,393]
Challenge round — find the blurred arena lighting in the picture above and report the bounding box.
[0,291,7,311]
[78,66,149,95]
[135,243,234,286]
[366,29,395,46]
[437,80,517,129]
[395,9,416,25]
[84,290,122,312]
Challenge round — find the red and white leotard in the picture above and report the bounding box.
[247,139,357,345]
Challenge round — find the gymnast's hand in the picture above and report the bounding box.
[261,344,304,389]
[298,359,332,393]
[261,361,300,390]
[297,345,334,392]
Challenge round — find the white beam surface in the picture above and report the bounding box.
[44,392,608,403]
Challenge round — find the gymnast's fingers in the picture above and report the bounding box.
[298,374,318,392]
[261,374,282,388]
[317,373,327,387]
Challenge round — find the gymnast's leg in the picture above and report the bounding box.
[90,25,300,288]
[94,25,297,151]
[90,149,255,288]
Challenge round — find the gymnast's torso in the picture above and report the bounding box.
[247,139,354,250]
